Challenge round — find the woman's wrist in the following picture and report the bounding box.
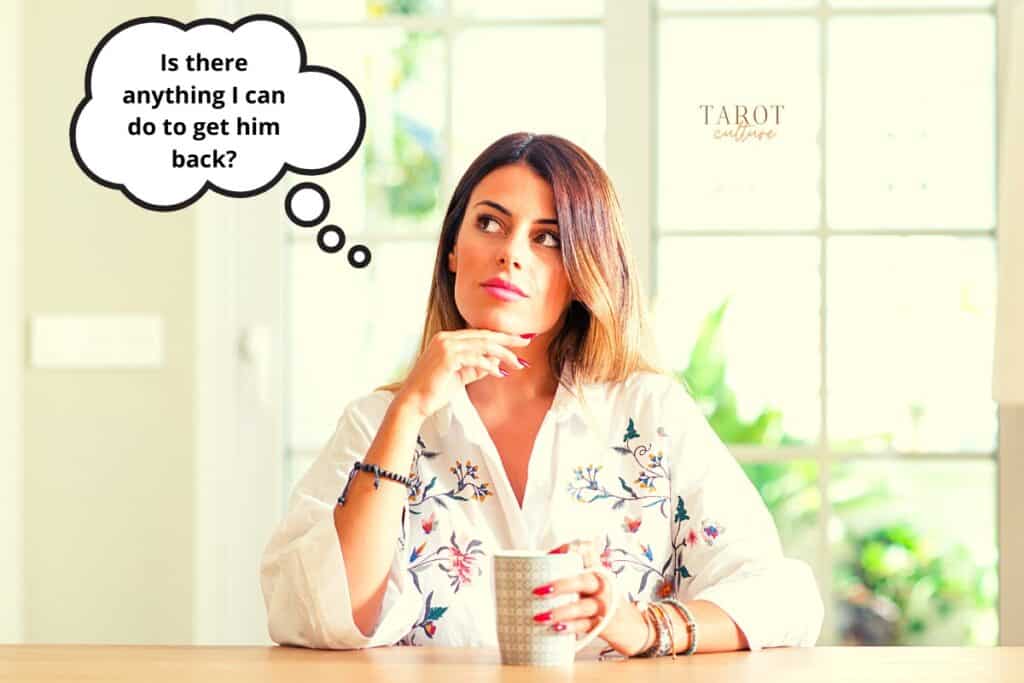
[387,390,430,427]
[624,601,656,657]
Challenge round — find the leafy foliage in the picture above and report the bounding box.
[680,298,997,645]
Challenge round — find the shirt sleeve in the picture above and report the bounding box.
[663,380,825,650]
[259,392,422,649]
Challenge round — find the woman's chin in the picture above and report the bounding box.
[465,310,522,334]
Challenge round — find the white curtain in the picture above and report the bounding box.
[994,0,1024,404]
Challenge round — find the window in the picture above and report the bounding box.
[282,1,604,476]
[273,0,1001,647]
[655,0,999,645]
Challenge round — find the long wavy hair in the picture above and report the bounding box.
[377,132,667,398]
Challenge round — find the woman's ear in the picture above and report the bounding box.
[447,249,456,273]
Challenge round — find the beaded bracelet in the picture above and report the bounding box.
[337,460,414,505]
[659,598,698,656]
[635,603,658,656]
[652,602,678,659]
[629,601,654,658]
[635,602,672,658]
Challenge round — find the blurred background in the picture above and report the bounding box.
[1,0,1022,650]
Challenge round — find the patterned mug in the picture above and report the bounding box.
[492,549,620,666]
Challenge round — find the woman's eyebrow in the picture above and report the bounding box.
[473,200,559,226]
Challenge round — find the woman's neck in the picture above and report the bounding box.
[465,362,559,416]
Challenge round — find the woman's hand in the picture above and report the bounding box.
[530,539,651,657]
[394,328,534,420]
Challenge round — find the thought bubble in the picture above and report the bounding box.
[70,14,366,212]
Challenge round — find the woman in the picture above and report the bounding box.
[260,132,823,658]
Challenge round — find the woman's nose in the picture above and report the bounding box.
[497,232,530,269]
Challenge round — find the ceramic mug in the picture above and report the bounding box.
[492,549,620,666]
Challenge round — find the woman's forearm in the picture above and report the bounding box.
[669,600,748,654]
[333,396,424,638]
[627,599,748,656]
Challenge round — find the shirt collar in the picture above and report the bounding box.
[434,363,591,440]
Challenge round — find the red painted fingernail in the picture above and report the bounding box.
[548,544,569,555]
[533,611,552,623]
[551,622,567,632]
[532,584,554,596]
[499,368,509,377]
[517,357,530,368]
[520,333,537,339]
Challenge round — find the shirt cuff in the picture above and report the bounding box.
[265,512,420,649]
[689,558,824,651]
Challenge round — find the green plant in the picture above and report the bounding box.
[679,297,997,645]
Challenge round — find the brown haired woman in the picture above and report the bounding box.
[260,132,824,659]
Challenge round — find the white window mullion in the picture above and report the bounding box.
[0,0,23,644]
[996,0,1022,646]
[816,0,835,646]
[605,0,655,304]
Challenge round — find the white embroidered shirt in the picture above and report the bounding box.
[260,370,824,652]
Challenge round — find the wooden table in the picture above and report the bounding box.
[2,644,1022,682]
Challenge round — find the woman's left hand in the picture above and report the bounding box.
[530,538,649,657]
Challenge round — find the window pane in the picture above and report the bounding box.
[662,0,816,8]
[826,16,996,230]
[741,460,821,576]
[658,18,819,231]
[830,459,998,645]
[832,0,992,7]
[286,240,435,452]
[453,0,602,19]
[298,28,445,237]
[826,237,997,453]
[654,237,820,445]
[290,0,444,22]
[451,27,605,175]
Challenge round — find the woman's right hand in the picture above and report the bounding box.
[394,329,533,420]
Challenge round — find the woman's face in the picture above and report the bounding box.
[448,163,572,338]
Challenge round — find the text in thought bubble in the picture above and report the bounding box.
[70,14,366,212]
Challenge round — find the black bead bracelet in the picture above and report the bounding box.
[337,460,414,506]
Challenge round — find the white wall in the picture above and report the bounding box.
[0,0,25,644]
[21,0,197,643]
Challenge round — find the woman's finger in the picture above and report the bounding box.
[534,595,601,625]
[532,569,604,600]
[563,537,601,569]
[479,341,528,371]
[446,339,527,374]
[448,328,533,348]
[453,352,504,380]
[550,615,603,635]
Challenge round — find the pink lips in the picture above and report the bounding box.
[481,277,527,302]
[482,285,526,302]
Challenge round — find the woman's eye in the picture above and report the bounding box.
[477,215,501,232]
[537,231,561,248]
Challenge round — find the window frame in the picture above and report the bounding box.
[199,0,1021,645]
[1,0,24,644]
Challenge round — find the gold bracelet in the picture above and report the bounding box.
[659,598,698,656]
[639,606,657,655]
[635,603,665,657]
[649,602,676,659]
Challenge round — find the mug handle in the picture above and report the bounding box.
[573,565,620,654]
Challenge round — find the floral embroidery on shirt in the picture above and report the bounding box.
[701,518,725,546]
[566,418,673,517]
[398,589,448,646]
[440,532,485,592]
[600,494,709,602]
[408,450,493,513]
[600,533,667,601]
[407,530,485,594]
[400,437,493,550]
[614,417,670,489]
